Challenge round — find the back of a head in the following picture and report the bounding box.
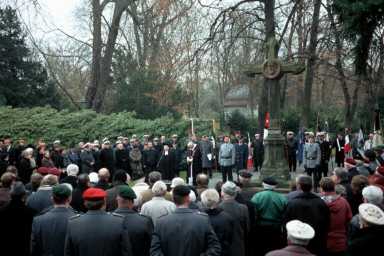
[30,172,43,188]
[201,189,220,209]
[98,168,110,180]
[196,173,209,187]
[77,174,90,188]
[298,175,313,192]
[41,174,58,186]
[10,181,26,199]
[362,185,383,205]
[148,171,162,186]
[1,172,16,188]
[364,150,376,161]
[152,180,167,197]
[334,167,348,182]
[67,164,79,176]
[320,177,335,192]
[113,170,127,185]
[351,175,369,194]
[221,181,237,198]
[5,165,18,175]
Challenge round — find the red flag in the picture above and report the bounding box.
[344,135,351,153]
[265,112,270,129]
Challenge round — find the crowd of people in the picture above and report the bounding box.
[0,129,384,256]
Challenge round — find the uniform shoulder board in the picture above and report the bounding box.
[111,212,124,218]
[196,211,208,217]
[69,214,81,220]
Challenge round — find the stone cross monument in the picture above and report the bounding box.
[243,36,305,181]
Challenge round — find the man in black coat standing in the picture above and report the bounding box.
[317,132,331,178]
[150,185,221,256]
[143,141,160,179]
[157,144,176,181]
[201,189,234,256]
[0,182,35,256]
[65,187,132,256]
[115,142,131,175]
[252,134,264,172]
[32,184,76,256]
[99,140,115,176]
[283,175,330,256]
[115,185,153,256]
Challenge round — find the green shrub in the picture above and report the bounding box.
[0,107,212,147]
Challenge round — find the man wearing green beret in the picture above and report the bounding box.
[114,185,153,256]
[31,184,76,256]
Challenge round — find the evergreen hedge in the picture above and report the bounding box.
[0,107,212,147]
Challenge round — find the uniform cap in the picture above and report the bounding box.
[118,185,137,200]
[172,185,191,197]
[83,188,106,201]
[359,203,384,226]
[172,134,178,138]
[52,184,72,199]
[287,131,294,136]
[286,220,315,240]
[53,140,61,145]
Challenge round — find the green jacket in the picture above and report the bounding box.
[251,189,287,226]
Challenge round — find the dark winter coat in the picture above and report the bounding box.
[100,148,115,174]
[143,149,160,169]
[283,192,330,256]
[201,140,213,169]
[157,150,176,181]
[80,150,94,174]
[0,198,35,256]
[205,208,234,256]
[235,143,248,170]
[252,139,264,163]
[19,157,35,184]
[115,148,131,173]
[347,225,384,256]
[114,208,154,256]
[32,207,76,256]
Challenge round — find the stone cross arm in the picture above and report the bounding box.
[242,61,305,78]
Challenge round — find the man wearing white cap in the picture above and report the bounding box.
[348,203,384,256]
[266,220,315,256]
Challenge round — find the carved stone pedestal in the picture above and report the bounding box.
[260,120,289,182]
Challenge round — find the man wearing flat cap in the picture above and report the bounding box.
[251,177,287,256]
[219,181,250,256]
[347,203,384,256]
[266,220,315,256]
[32,184,76,256]
[150,185,221,256]
[65,188,133,256]
[114,186,153,256]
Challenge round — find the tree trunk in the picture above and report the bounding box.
[302,0,321,127]
[93,2,128,112]
[86,0,102,109]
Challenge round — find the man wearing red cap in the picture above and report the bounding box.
[65,188,132,256]
[368,166,384,192]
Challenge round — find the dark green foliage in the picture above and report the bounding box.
[0,107,212,146]
[0,6,62,108]
[110,47,186,119]
[226,110,250,135]
[333,0,384,75]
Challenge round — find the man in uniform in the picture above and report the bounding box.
[150,185,221,256]
[65,187,132,256]
[114,185,153,256]
[219,136,236,182]
[285,131,298,173]
[317,132,331,179]
[303,133,321,190]
[32,184,76,256]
